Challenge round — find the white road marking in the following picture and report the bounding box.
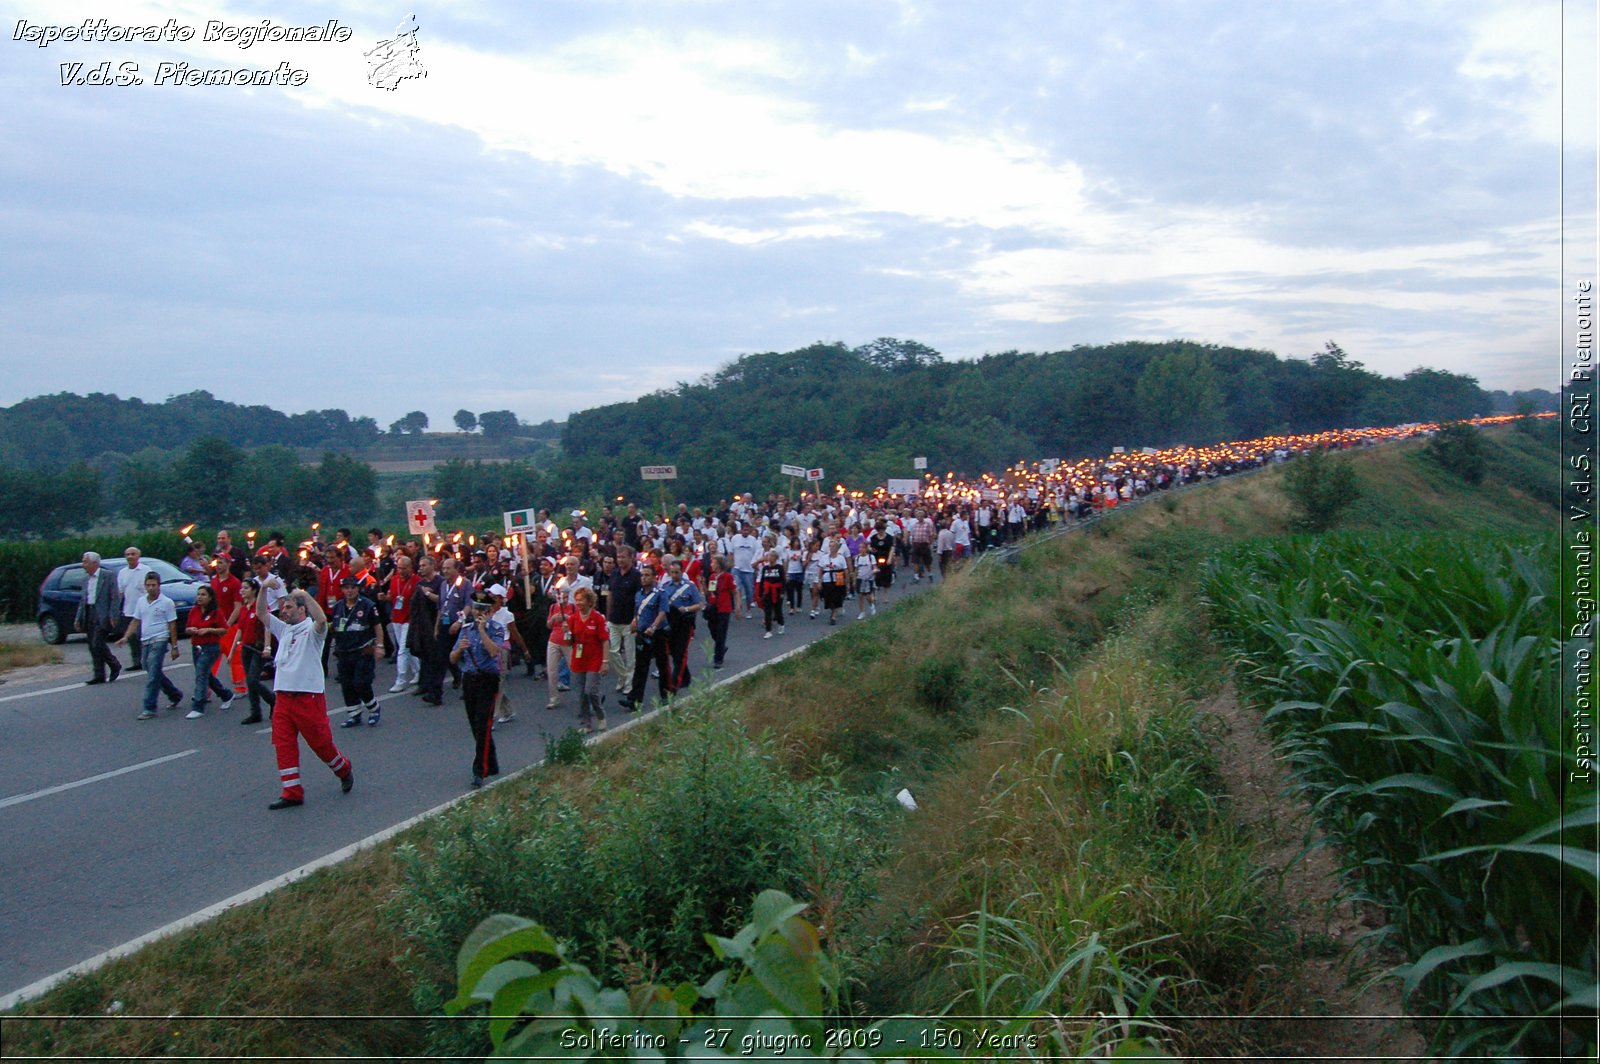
[0,664,196,705]
[0,749,199,811]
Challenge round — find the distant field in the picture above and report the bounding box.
[366,457,515,474]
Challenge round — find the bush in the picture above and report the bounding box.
[392,706,886,1058]
[914,657,966,715]
[1425,422,1487,484]
[1280,449,1359,531]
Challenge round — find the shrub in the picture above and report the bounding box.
[1280,449,1359,531]
[392,706,886,1058]
[914,657,966,715]
[1425,422,1487,484]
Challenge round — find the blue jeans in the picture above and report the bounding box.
[191,642,232,709]
[734,569,755,610]
[141,641,181,712]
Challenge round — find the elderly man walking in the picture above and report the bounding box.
[77,551,122,685]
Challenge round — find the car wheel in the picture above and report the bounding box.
[39,614,65,645]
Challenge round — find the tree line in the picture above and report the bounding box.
[1,339,1555,539]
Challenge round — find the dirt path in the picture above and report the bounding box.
[1203,685,1430,1062]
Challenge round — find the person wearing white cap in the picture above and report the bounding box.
[485,583,527,723]
[568,509,593,542]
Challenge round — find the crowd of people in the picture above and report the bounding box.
[75,416,1505,809]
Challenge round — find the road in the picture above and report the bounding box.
[0,578,938,1005]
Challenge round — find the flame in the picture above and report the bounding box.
[179,523,196,536]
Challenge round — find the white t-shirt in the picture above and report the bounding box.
[117,563,151,617]
[131,593,178,640]
[266,614,327,694]
[729,533,761,572]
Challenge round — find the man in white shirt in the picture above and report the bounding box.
[116,547,154,671]
[257,577,354,810]
[116,571,182,718]
[727,521,762,618]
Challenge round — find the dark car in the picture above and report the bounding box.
[37,558,202,645]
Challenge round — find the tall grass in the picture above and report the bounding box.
[1204,532,1596,1058]
[870,597,1287,1057]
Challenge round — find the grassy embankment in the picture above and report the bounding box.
[4,424,1561,1060]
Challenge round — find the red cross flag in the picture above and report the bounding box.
[406,499,437,535]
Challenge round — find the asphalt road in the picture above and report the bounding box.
[0,577,938,1003]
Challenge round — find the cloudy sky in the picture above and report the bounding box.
[1,0,1593,426]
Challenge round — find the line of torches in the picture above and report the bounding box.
[175,411,1552,564]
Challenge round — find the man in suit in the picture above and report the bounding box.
[76,551,122,685]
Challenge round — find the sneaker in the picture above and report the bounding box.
[494,715,513,724]
[778,625,786,634]
[829,617,837,626]
[167,696,182,710]
[870,605,877,616]
[546,701,559,711]
[557,683,571,692]
[341,712,363,729]
[471,774,483,789]
[595,715,608,731]
[763,631,773,639]
[219,693,235,709]
[341,767,354,794]
[856,611,864,620]
[185,708,204,720]
[366,708,381,727]
[809,610,818,619]
[388,681,410,694]
[137,709,156,720]
[714,662,726,670]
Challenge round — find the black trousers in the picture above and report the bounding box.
[335,652,376,708]
[667,615,695,690]
[242,645,277,717]
[419,625,452,698]
[462,671,499,779]
[628,631,672,706]
[706,607,730,666]
[117,615,141,667]
[86,612,118,681]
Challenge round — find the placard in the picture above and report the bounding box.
[886,478,922,496]
[640,465,678,480]
[405,499,436,535]
[503,508,538,534]
[780,463,807,477]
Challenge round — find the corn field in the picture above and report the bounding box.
[1203,532,1596,1059]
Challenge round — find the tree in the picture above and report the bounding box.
[454,409,478,433]
[389,410,429,435]
[1282,449,1361,532]
[478,410,521,439]
[1134,347,1226,446]
[854,337,944,373]
[1425,422,1487,484]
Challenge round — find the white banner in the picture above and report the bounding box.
[885,478,922,496]
[640,465,678,481]
[913,456,928,470]
[405,499,436,535]
[1038,458,1059,474]
[780,463,807,477]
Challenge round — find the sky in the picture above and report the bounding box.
[0,0,1594,427]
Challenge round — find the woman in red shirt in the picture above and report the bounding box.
[564,587,610,732]
[185,585,235,718]
[236,580,276,725]
[704,555,739,669]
